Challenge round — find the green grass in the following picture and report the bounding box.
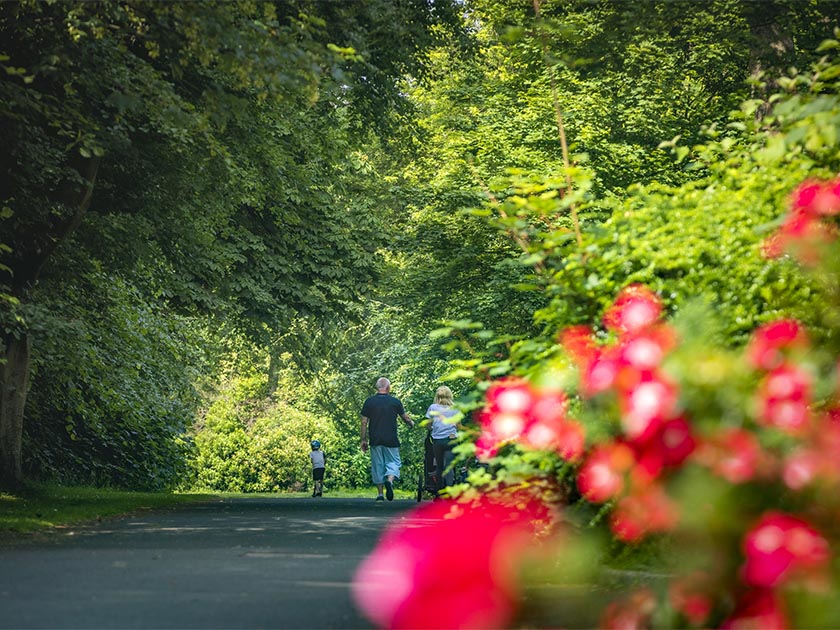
[0,484,415,533]
[0,483,219,533]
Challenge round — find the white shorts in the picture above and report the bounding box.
[370,445,401,484]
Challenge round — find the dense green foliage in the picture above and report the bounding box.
[3,0,840,501]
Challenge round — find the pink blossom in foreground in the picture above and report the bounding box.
[757,364,812,433]
[619,374,679,443]
[695,427,767,484]
[476,379,585,462]
[610,484,679,543]
[600,588,657,630]
[721,588,788,630]
[577,443,634,503]
[746,319,808,371]
[669,573,714,626]
[741,511,829,588]
[603,284,663,336]
[351,496,549,629]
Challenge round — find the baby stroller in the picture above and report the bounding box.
[416,430,438,502]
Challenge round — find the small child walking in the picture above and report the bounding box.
[309,439,326,497]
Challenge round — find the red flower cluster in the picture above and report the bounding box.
[763,178,840,264]
[722,588,788,630]
[741,511,829,588]
[475,379,584,462]
[747,319,814,434]
[560,285,692,544]
[351,495,554,629]
[782,410,840,490]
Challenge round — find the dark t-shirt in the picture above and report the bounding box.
[361,393,406,447]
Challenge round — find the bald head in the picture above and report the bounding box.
[375,377,391,393]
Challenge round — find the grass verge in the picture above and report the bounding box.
[0,483,218,533]
[1,484,415,534]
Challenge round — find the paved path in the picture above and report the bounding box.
[0,496,416,629]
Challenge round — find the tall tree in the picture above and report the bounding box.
[0,0,458,489]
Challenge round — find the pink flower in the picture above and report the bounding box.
[477,379,534,446]
[600,588,657,630]
[782,449,821,490]
[696,428,766,484]
[619,375,679,443]
[352,496,548,629]
[577,443,634,503]
[669,573,714,626]
[741,511,829,588]
[757,364,812,433]
[523,416,585,461]
[632,416,696,481]
[582,347,621,396]
[746,320,808,371]
[610,484,679,543]
[603,285,663,336]
[560,325,597,369]
[768,206,837,266]
[618,326,676,372]
[477,380,585,460]
[794,177,840,216]
[721,589,788,630]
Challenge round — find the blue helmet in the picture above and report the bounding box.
[311,440,321,449]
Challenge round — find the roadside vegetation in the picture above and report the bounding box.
[4,1,840,627]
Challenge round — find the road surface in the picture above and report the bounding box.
[0,496,416,629]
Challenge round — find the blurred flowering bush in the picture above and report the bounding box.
[352,40,840,630]
[352,179,840,629]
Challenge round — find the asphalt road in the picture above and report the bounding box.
[0,496,417,629]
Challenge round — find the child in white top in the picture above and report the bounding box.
[309,440,326,497]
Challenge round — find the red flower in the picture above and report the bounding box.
[523,416,585,461]
[577,443,634,503]
[696,428,765,484]
[721,588,788,630]
[560,325,597,369]
[746,320,808,371]
[352,496,547,629]
[619,375,679,443]
[632,416,696,481]
[768,206,837,266]
[669,573,714,626]
[610,484,679,543]
[600,588,657,630]
[795,177,840,216]
[757,364,812,433]
[477,379,534,446]
[603,284,663,336]
[582,347,621,396]
[782,448,821,490]
[618,325,676,372]
[741,511,829,588]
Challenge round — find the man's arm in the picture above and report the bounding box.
[401,412,415,428]
[360,416,369,452]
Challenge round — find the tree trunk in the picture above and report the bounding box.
[0,155,99,491]
[0,333,31,490]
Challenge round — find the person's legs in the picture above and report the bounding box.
[313,467,325,496]
[382,447,402,501]
[370,446,386,499]
[432,439,447,495]
[432,437,455,494]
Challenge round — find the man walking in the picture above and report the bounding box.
[360,377,414,501]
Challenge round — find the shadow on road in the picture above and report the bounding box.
[0,496,416,629]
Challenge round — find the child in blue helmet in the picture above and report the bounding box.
[309,440,326,497]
